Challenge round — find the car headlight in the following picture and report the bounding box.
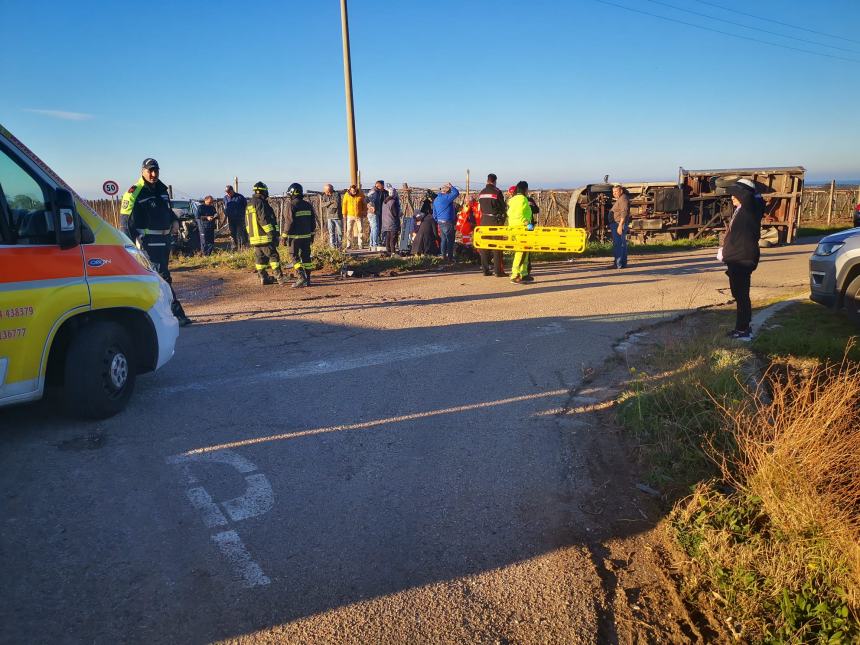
[814,242,844,256]
[124,244,155,271]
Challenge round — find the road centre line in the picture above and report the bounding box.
[156,324,573,396]
[181,388,571,456]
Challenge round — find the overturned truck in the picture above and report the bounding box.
[567,166,805,246]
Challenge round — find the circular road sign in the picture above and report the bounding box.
[102,180,119,196]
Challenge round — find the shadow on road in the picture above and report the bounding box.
[0,307,707,643]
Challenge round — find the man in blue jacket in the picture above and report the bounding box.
[366,180,386,250]
[224,185,248,250]
[433,183,460,260]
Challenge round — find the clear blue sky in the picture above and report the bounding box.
[2,0,858,198]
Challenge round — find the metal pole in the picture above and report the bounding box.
[340,0,359,187]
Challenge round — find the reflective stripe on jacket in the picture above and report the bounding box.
[245,196,276,246]
[279,197,317,240]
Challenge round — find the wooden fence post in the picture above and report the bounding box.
[234,177,239,192]
[827,180,836,225]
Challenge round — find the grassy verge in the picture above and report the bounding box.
[617,304,860,641]
[796,225,854,238]
[753,301,860,364]
[171,241,451,275]
[171,235,719,274]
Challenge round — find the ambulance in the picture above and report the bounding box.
[0,124,178,418]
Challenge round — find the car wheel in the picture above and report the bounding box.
[62,321,137,419]
[843,275,860,325]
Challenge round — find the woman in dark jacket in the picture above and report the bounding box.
[721,183,761,340]
[411,190,439,255]
[381,186,401,257]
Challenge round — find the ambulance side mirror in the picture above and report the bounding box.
[53,188,80,249]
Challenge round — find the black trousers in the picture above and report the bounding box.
[253,243,282,273]
[289,237,313,272]
[142,235,172,283]
[384,229,400,255]
[200,223,215,256]
[726,262,754,331]
[142,235,186,318]
[227,216,248,249]
[480,249,504,275]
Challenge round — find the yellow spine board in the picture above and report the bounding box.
[473,226,587,253]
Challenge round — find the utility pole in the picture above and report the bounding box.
[340,0,359,187]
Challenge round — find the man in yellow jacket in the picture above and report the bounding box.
[341,185,367,250]
[506,181,535,284]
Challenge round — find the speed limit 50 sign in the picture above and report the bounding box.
[102,180,119,196]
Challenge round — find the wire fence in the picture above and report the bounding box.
[86,183,860,235]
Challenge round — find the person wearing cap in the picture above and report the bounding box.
[120,158,192,325]
[319,183,343,248]
[737,178,766,220]
[477,173,507,277]
[223,185,248,250]
[197,195,217,256]
[506,181,535,284]
[432,183,460,260]
[245,181,288,286]
[341,185,366,250]
[610,185,630,269]
[720,182,761,340]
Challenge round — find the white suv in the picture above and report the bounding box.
[809,228,860,323]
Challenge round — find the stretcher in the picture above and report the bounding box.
[472,226,587,253]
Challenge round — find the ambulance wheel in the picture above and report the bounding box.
[63,321,137,419]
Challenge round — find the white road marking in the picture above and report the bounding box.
[210,530,271,588]
[180,388,571,456]
[221,473,274,522]
[166,449,274,588]
[186,486,228,528]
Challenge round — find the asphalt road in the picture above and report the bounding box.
[0,243,814,644]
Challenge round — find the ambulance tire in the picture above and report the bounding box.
[62,321,137,419]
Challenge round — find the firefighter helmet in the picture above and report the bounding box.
[253,181,269,194]
[287,183,303,198]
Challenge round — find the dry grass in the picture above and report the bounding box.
[672,356,860,641]
[725,358,860,606]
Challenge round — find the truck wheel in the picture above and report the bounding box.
[62,322,137,419]
[844,275,860,325]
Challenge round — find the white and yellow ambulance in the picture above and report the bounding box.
[0,124,178,418]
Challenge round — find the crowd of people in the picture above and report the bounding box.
[121,160,763,341]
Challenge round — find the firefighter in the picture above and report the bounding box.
[279,183,317,288]
[245,181,288,285]
[120,158,192,326]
